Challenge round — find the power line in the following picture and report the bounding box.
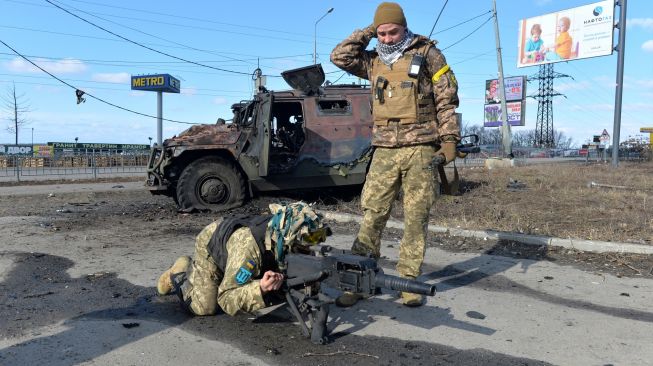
[0,38,198,125]
[43,0,282,77]
[433,10,492,36]
[56,0,344,41]
[49,0,251,65]
[0,74,252,96]
[428,0,449,39]
[0,25,312,64]
[441,16,493,51]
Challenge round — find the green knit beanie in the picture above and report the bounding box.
[373,2,407,29]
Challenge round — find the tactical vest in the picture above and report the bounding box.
[207,214,277,276]
[370,42,436,126]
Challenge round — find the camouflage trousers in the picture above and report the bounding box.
[353,145,438,278]
[182,222,224,316]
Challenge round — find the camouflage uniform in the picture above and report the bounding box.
[331,26,460,278]
[163,202,326,316]
[182,221,268,316]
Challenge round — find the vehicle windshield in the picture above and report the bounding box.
[232,101,256,127]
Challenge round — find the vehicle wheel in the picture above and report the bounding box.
[176,156,246,212]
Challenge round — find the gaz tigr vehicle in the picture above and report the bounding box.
[146,65,373,211]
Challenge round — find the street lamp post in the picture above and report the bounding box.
[314,7,334,64]
[31,127,33,145]
[148,137,153,146]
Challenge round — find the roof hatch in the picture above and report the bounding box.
[281,64,325,95]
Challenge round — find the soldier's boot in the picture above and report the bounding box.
[157,256,191,295]
[401,292,424,307]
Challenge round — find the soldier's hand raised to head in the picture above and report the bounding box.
[260,271,284,294]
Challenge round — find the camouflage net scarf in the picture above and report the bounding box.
[265,202,323,267]
[376,29,414,66]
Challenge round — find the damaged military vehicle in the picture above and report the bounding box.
[146,65,373,211]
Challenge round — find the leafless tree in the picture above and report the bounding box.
[2,83,32,144]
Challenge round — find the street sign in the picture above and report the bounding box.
[599,129,610,147]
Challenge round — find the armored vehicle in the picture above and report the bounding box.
[146,65,373,211]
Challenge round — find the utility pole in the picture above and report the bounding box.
[612,0,627,167]
[492,0,512,157]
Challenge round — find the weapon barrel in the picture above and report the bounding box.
[374,273,436,296]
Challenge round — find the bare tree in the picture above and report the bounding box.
[2,83,32,144]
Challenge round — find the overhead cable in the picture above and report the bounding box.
[428,0,449,39]
[441,16,493,51]
[0,38,198,125]
[44,0,281,77]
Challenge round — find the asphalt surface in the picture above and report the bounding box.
[0,181,651,365]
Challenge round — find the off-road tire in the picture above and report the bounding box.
[176,156,246,212]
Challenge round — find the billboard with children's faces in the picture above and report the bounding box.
[517,0,614,68]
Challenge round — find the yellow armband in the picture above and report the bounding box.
[431,64,450,83]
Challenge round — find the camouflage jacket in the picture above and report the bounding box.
[216,227,270,316]
[330,26,460,147]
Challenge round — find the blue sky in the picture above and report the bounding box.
[1,0,651,146]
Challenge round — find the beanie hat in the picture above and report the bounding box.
[265,201,326,266]
[373,2,407,29]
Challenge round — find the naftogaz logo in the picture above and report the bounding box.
[593,6,603,16]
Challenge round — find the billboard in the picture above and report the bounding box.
[485,76,526,104]
[48,142,150,150]
[484,101,525,127]
[517,0,614,68]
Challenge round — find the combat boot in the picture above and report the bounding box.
[401,292,424,307]
[157,256,191,295]
[335,291,363,308]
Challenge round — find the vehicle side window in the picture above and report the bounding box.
[316,100,351,115]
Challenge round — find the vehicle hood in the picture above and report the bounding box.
[164,123,240,146]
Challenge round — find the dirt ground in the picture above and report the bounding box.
[2,163,651,281]
[1,164,652,365]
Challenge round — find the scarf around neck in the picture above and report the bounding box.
[376,29,414,66]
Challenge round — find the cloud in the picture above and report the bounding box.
[569,103,613,112]
[213,97,228,105]
[181,87,197,96]
[91,72,130,83]
[642,40,653,52]
[628,18,653,31]
[555,80,592,92]
[5,57,87,74]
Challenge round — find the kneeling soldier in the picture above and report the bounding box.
[157,202,329,316]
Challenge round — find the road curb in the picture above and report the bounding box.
[321,211,653,255]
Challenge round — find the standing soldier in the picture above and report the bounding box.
[330,2,460,307]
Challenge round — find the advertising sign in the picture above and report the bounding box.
[485,76,526,104]
[484,101,525,127]
[33,145,54,157]
[130,74,180,93]
[48,142,150,150]
[517,0,614,68]
[0,144,33,155]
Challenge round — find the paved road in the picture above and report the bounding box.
[0,181,651,365]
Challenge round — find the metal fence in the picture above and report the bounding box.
[0,148,150,182]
